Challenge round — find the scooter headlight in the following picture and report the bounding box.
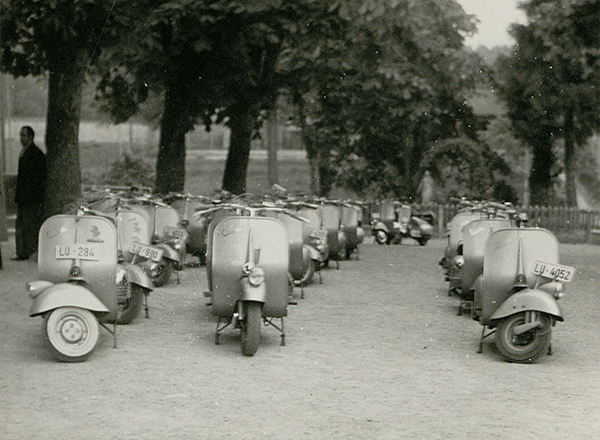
[243,262,255,274]
[248,268,265,287]
[515,273,527,286]
[454,256,464,268]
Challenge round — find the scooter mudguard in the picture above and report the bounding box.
[412,217,434,237]
[29,283,110,317]
[240,278,267,303]
[305,244,325,263]
[153,243,180,263]
[120,262,154,291]
[489,288,564,324]
[356,227,365,244]
[373,222,390,234]
[301,246,312,267]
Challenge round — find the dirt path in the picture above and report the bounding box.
[1,236,600,440]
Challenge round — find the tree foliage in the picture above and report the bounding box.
[496,0,600,206]
[281,0,485,198]
[0,0,130,215]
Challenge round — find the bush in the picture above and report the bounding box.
[100,154,155,189]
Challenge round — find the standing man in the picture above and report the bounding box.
[12,126,46,261]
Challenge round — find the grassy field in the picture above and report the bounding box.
[80,142,315,197]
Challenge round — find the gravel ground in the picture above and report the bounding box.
[1,234,600,440]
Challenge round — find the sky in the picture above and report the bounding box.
[457,0,528,48]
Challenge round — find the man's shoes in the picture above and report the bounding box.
[11,256,29,261]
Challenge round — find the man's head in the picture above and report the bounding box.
[20,126,34,148]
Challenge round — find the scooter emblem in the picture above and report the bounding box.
[87,224,104,243]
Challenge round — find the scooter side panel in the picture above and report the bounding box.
[154,206,181,239]
[479,228,559,324]
[448,211,485,251]
[461,218,512,293]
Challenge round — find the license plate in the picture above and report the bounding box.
[129,242,164,262]
[532,261,575,283]
[164,226,188,240]
[305,227,326,239]
[55,245,99,261]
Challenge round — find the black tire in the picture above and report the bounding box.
[417,237,428,246]
[495,312,552,363]
[374,230,388,245]
[116,284,146,324]
[240,302,262,356]
[295,258,315,287]
[42,307,100,362]
[152,258,172,287]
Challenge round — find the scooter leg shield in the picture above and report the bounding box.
[489,289,564,323]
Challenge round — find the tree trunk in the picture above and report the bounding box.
[44,54,87,217]
[563,107,577,207]
[222,107,253,195]
[266,110,279,188]
[154,83,188,195]
[528,134,555,206]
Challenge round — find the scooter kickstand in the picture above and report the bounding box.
[477,326,486,353]
[144,292,149,318]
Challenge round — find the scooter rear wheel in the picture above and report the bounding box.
[42,307,100,362]
[152,258,172,287]
[495,312,552,363]
[116,284,146,324]
[240,302,262,356]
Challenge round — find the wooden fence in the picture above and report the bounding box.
[413,204,600,243]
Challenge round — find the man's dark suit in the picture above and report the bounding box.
[15,143,46,259]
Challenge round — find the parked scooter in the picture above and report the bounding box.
[200,204,294,356]
[164,193,214,265]
[127,198,186,286]
[472,227,573,363]
[319,201,345,268]
[297,204,328,281]
[27,214,152,362]
[340,202,365,260]
[456,216,513,315]
[93,207,156,322]
[440,200,512,295]
[372,201,434,246]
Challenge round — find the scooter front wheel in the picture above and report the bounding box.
[295,258,315,287]
[42,307,100,362]
[495,312,552,363]
[374,230,389,245]
[240,302,262,356]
